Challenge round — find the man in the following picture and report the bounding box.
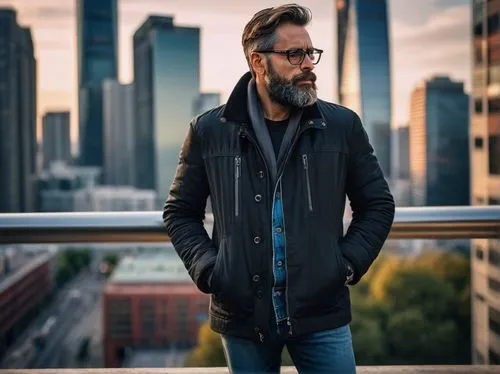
[163,4,395,373]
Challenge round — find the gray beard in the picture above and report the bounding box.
[265,66,317,108]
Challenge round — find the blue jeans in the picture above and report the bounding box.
[221,325,356,374]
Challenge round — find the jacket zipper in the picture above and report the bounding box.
[302,154,313,212]
[234,155,241,217]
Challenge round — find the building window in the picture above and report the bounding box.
[488,14,500,35]
[475,137,484,149]
[489,135,500,175]
[490,277,500,293]
[490,249,500,267]
[475,99,483,113]
[477,247,485,260]
[474,22,483,37]
[140,299,156,345]
[107,298,132,338]
[475,43,484,64]
[490,348,500,364]
[490,197,500,205]
[489,307,500,337]
[488,99,500,113]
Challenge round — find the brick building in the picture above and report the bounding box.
[102,251,209,367]
[0,251,56,358]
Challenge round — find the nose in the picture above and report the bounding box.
[301,54,314,71]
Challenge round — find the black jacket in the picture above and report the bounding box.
[163,72,395,342]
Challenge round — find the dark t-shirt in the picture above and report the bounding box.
[265,118,288,159]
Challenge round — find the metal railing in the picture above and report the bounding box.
[0,206,499,244]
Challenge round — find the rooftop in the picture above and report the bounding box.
[0,251,54,295]
[109,250,192,284]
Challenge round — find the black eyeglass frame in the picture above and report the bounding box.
[254,48,323,65]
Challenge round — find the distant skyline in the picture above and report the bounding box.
[0,0,470,144]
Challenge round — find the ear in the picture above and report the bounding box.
[250,52,266,76]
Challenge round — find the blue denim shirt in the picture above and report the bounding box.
[271,182,289,334]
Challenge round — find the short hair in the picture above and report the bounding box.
[242,4,312,74]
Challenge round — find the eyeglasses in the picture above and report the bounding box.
[254,48,323,66]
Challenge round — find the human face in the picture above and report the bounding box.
[261,23,318,107]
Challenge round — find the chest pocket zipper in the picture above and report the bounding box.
[302,154,313,213]
[234,156,241,217]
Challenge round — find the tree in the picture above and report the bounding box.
[104,253,119,267]
[369,254,405,302]
[185,322,226,367]
[386,308,459,364]
[385,268,458,320]
[352,315,387,364]
[413,251,470,292]
[383,268,463,364]
[350,286,389,364]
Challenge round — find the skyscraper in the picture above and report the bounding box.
[42,111,71,169]
[471,0,500,365]
[336,0,392,178]
[133,16,200,204]
[394,126,409,180]
[409,76,470,207]
[77,0,118,167]
[0,8,37,213]
[193,92,221,117]
[102,80,136,186]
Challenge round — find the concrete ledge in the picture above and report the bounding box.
[0,366,499,374]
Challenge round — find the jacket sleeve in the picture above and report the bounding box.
[163,119,217,293]
[340,112,395,285]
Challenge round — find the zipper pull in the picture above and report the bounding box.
[235,156,241,178]
[258,332,265,343]
[287,318,293,336]
[302,154,308,169]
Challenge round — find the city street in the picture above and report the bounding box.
[0,267,105,369]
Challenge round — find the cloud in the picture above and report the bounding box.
[35,6,73,19]
[392,5,469,41]
[390,4,471,125]
[390,4,470,75]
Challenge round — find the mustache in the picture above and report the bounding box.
[292,72,317,85]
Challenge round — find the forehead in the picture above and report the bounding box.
[273,23,313,49]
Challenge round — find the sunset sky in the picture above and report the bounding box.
[0,0,470,144]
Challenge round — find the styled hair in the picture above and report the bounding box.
[242,4,312,74]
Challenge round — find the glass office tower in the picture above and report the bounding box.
[77,0,118,167]
[133,16,200,206]
[337,0,392,178]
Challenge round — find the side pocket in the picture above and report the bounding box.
[211,237,227,294]
[334,246,347,287]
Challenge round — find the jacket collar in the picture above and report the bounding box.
[221,71,325,128]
